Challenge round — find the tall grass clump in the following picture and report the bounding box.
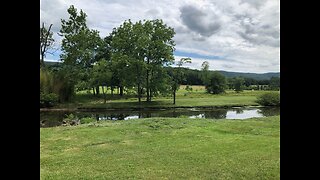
[40,68,74,106]
[40,68,58,107]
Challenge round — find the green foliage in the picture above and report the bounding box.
[63,113,78,123]
[256,92,280,106]
[40,92,58,107]
[269,77,280,90]
[111,19,176,102]
[233,77,245,93]
[201,61,210,85]
[205,72,227,94]
[80,117,96,124]
[40,68,54,93]
[60,5,102,71]
[40,68,71,105]
[52,69,75,102]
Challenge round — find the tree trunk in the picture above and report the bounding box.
[138,83,141,104]
[111,86,114,96]
[173,89,176,105]
[146,57,150,102]
[40,52,45,68]
[120,86,124,96]
[149,89,152,101]
[102,86,106,104]
[93,87,96,96]
[146,70,150,102]
[96,86,100,95]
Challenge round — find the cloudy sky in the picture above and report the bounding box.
[40,0,280,73]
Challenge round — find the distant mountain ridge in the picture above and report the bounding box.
[43,61,280,80]
[217,71,280,80]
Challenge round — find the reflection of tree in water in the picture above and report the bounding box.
[235,109,244,114]
[117,113,126,120]
[258,107,280,116]
[204,109,228,119]
[40,111,69,127]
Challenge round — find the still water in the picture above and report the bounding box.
[40,107,280,128]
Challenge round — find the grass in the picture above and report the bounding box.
[56,86,276,109]
[40,116,280,179]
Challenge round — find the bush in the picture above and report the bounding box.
[80,117,96,124]
[40,92,59,107]
[256,92,280,106]
[62,113,80,126]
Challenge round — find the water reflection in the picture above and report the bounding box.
[40,107,280,128]
[226,109,263,119]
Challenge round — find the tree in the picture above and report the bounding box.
[111,20,144,103]
[40,23,54,67]
[111,19,176,103]
[233,77,245,93]
[206,72,227,94]
[269,77,280,90]
[170,58,191,104]
[59,5,103,95]
[144,19,176,102]
[59,5,102,67]
[201,61,210,85]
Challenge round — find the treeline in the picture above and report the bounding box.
[168,68,280,90]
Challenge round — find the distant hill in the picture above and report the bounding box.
[217,71,280,80]
[44,61,279,80]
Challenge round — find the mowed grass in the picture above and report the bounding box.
[58,86,275,109]
[40,116,280,179]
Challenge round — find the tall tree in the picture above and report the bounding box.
[111,19,175,103]
[59,5,103,94]
[40,23,54,67]
[201,61,210,85]
[269,77,280,90]
[143,19,176,102]
[233,77,245,93]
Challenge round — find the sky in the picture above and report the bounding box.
[40,0,280,73]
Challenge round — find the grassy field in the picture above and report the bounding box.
[40,116,280,179]
[57,86,276,109]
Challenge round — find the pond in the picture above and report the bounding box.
[40,106,280,128]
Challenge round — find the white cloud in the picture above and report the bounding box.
[40,0,279,73]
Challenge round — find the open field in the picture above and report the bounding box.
[57,86,277,109]
[40,115,280,179]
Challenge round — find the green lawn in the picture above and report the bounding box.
[41,116,280,179]
[57,87,276,109]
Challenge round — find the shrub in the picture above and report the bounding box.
[80,117,96,124]
[256,92,280,106]
[40,92,59,107]
[62,113,80,126]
